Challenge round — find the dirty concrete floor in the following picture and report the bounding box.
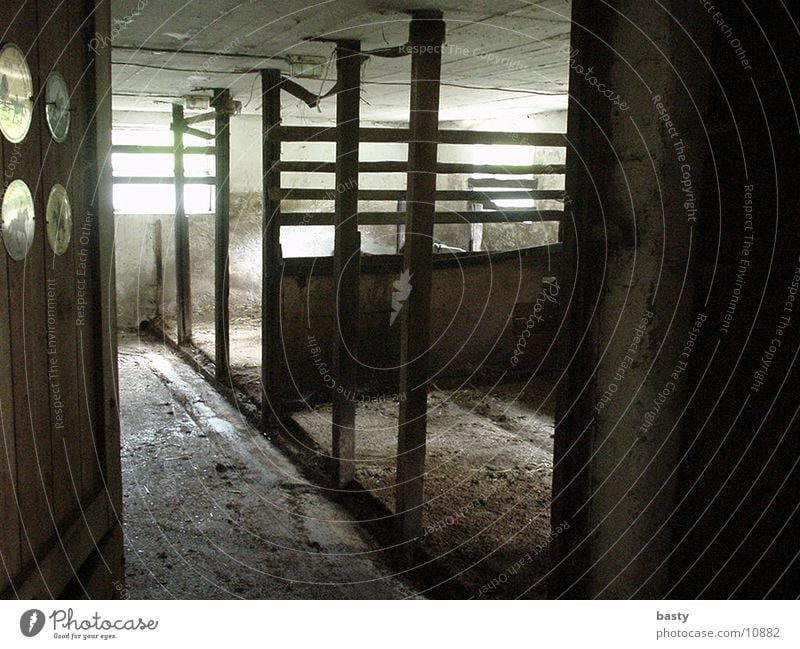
[160,316,557,598]
[183,317,555,599]
[118,333,417,599]
[293,383,556,599]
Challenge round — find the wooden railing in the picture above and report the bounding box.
[269,125,567,226]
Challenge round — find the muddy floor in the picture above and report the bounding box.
[118,333,417,599]
[182,313,557,598]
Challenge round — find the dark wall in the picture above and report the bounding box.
[674,1,800,599]
[553,0,800,599]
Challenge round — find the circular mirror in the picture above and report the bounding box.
[45,70,70,143]
[1,179,36,261]
[0,43,34,144]
[47,184,72,255]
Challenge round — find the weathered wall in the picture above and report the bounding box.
[116,209,560,394]
[278,246,560,402]
[115,215,164,328]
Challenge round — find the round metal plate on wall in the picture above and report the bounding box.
[1,179,36,261]
[0,43,34,144]
[46,184,72,255]
[45,70,70,143]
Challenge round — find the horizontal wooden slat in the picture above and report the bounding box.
[438,162,566,175]
[112,145,216,155]
[181,125,215,141]
[273,126,398,143]
[280,210,564,226]
[182,110,216,126]
[275,160,566,175]
[469,178,542,189]
[283,242,563,274]
[272,188,565,202]
[440,130,565,147]
[272,125,565,147]
[112,175,216,185]
[277,160,406,173]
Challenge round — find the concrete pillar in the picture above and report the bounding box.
[552,0,713,597]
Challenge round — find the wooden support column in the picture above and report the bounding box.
[395,10,445,542]
[89,0,122,571]
[212,88,232,379]
[172,104,192,343]
[331,40,362,487]
[261,69,283,427]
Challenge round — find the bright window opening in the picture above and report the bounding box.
[112,127,215,215]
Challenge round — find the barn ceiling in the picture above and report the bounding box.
[111,0,572,123]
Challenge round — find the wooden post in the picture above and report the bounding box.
[0,126,15,591]
[212,88,232,379]
[331,40,362,487]
[153,220,163,319]
[172,104,192,344]
[395,10,445,542]
[91,0,124,584]
[261,69,283,427]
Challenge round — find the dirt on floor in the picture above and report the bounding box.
[166,314,557,598]
[292,382,557,599]
[118,333,418,599]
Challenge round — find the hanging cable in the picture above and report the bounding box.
[315,50,336,112]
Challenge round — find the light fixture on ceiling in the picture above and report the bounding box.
[224,99,243,116]
[288,55,329,80]
[183,95,210,111]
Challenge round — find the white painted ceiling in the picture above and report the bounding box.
[111,0,572,123]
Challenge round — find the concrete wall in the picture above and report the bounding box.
[278,247,560,402]
[116,207,560,393]
[115,215,164,329]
